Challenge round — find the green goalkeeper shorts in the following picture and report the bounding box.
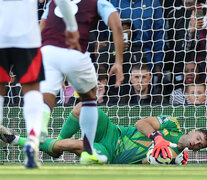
[94,108,120,163]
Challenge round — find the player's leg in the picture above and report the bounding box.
[47,47,99,163]
[66,107,117,164]
[56,103,112,162]
[79,88,97,155]
[21,82,43,168]
[0,107,113,162]
[40,45,65,141]
[77,110,111,165]
[46,90,98,162]
[42,46,98,154]
[0,102,82,158]
[66,51,99,164]
[13,48,45,168]
[0,125,80,158]
[94,109,119,164]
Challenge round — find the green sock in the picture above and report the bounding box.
[39,138,57,153]
[18,137,27,146]
[18,137,56,155]
[41,107,51,135]
[57,112,80,140]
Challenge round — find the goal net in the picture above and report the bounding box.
[1,0,207,164]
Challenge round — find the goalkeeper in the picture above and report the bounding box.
[1,102,207,164]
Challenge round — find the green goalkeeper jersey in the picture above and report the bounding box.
[57,107,184,164]
[112,115,183,164]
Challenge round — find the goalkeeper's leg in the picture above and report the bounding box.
[57,104,80,140]
[0,125,82,158]
[0,101,81,158]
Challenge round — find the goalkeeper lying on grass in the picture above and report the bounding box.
[1,102,207,164]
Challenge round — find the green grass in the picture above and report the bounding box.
[0,163,207,180]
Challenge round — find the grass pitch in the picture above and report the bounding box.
[0,163,207,180]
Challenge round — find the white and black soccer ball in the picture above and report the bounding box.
[146,145,172,165]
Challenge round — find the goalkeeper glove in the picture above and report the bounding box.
[171,148,189,165]
[148,131,177,159]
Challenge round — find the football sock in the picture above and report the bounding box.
[40,103,51,143]
[0,95,4,124]
[15,136,56,154]
[5,135,26,146]
[17,136,26,146]
[23,90,43,145]
[39,138,57,153]
[79,100,98,155]
[57,112,80,140]
[41,103,51,135]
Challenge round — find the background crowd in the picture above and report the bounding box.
[4,0,207,106]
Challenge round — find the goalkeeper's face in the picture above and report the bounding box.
[183,130,207,151]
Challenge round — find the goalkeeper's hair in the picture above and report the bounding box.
[198,129,207,148]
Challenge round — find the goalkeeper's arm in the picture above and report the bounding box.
[135,117,177,159]
[135,117,161,137]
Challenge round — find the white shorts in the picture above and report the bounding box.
[40,45,97,95]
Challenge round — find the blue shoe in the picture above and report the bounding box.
[23,141,40,168]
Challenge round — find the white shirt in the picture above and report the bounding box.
[0,0,41,48]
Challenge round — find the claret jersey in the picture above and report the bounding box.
[42,0,99,52]
[0,0,41,48]
[41,0,117,53]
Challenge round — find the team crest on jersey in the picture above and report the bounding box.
[162,116,170,123]
[157,116,170,124]
[54,0,81,18]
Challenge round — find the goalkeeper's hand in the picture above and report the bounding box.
[148,131,177,159]
[172,148,189,165]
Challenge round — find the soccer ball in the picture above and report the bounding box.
[146,145,172,165]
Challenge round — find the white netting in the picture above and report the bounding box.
[1,0,207,164]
